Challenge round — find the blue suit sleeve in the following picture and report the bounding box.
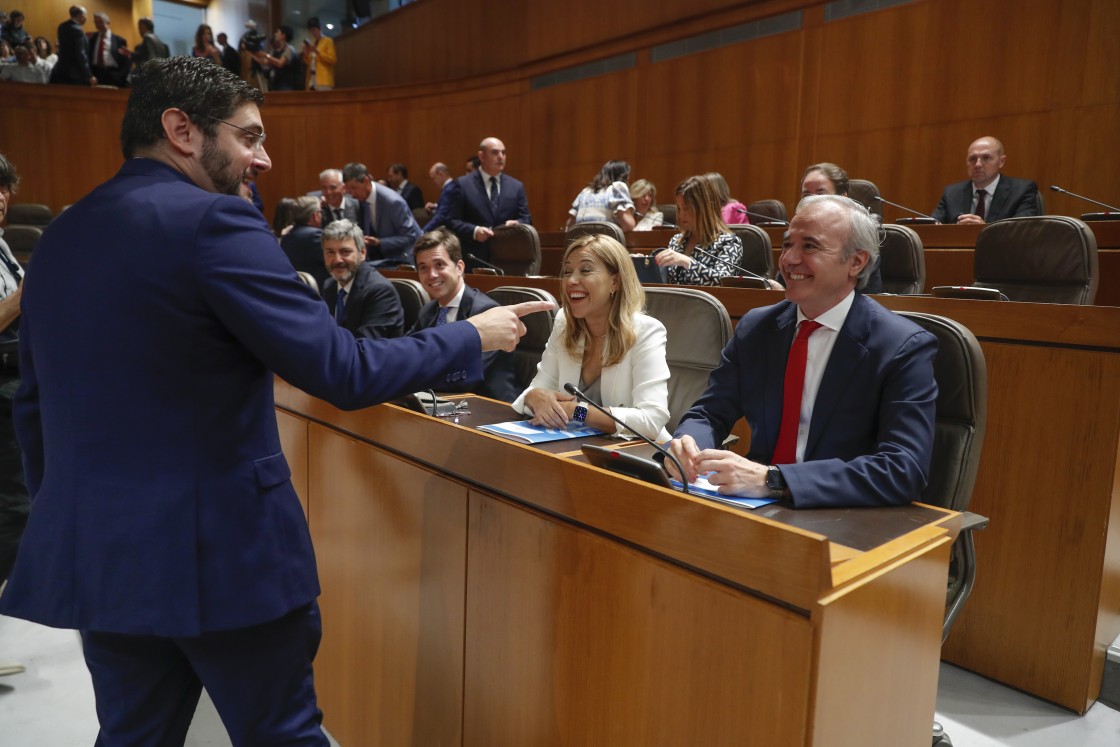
[377,197,422,265]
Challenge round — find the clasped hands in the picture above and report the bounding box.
[523,388,578,430]
[665,435,771,498]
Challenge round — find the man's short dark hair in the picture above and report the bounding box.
[120,56,264,159]
[0,153,20,196]
[69,6,85,19]
[279,25,293,42]
[341,163,370,183]
[414,228,462,264]
[139,17,155,33]
[467,155,480,169]
[389,163,407,179]
[307,17,321,29]
[10,11,24,22]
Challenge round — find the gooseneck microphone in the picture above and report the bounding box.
[633,209,679,230]
[466,253,505,274]
[563,383,689,495]
[691,246,772,285]
[733,206,789,226]
[871,195,939,222]
[1049,185,1120,212]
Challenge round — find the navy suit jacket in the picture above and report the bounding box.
[675,294,937,508]
[358,183,422,267]
[279,224,328,290]
[409,285,519,402]
[2,158,483,636]
[448,170,532,263]
[422,178,460,233]
[322,262,404,340]
[49,19,92,85]
[931,176,1040,224]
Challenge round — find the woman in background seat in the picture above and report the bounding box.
[655,175,743,286]
[707,172,748,225]
[513,234,670,442]
[630,179,664,230]
[567,160,637,232]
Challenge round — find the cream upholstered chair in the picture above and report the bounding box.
[486,286,558,390]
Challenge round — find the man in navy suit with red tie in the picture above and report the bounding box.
[931,136,1039,225]
[0,57,550,746]
[448,136,532,269]
[667,195,937,509]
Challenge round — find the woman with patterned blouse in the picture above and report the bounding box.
[654,175,743,286]
[567,160,637,231]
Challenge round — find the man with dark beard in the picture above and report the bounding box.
[0,56,550,745]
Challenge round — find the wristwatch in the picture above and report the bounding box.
[571,401,588,423]
[766,465,786,501]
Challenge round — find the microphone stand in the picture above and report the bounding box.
[466,253,505,275]
[872,195,939,222]
[1049,185,1120,212]
[563,383,689,495]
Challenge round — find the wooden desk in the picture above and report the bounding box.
[378,276,1120,712]
[275,384,955,746]
[537,223,1120,307]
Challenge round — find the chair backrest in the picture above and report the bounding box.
[488,223,541,276]
[6,203,53,226]
[3,224,42,259]
[727,224,774,278]
[848,179,881,217]
[896,312,987,514]
[746,199,788,223]
[657,203,677,226]
[973,216,1098,304]
[879,224,926,294]
[487,286,558,391]
[390,278,430,331]
[565,221,625,245]
[296,271,320,295]
[642,288,733,432]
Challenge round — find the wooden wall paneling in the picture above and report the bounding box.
[308,424,467,746]
[275,408,309,519]
[462,489,815,746]
[941,343,1120,712]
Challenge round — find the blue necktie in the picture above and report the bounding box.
[335,288,347,323]
[435,306,450,326]
[489,176,500,215]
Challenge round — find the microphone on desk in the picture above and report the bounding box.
[562,382,689,495]
[872,195,940,223]
[691,246,774,286]
[466,253,505,274]
[633,210,679,230]
[732,206,789,226]
[1049,185,1120,213]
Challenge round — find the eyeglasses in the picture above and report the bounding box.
[195,113,267,150]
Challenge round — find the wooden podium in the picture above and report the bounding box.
[275,382,956,746]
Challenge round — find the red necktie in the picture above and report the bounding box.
[773,320,822,464]
[98,34,108,66]
[975,189,986,220]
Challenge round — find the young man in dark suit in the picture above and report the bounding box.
[667,194,938,509]
[448,136,532,268]
[931,136,1040,225]
[0,56,549,746]
[320,218,404,340]
[410,228,519,401]
[386,163,425,210]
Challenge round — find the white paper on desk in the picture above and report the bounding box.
[670,474,776,509]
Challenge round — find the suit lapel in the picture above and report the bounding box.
[987,178,1011,221]
[957,182,974,218]
[804,295,871,457]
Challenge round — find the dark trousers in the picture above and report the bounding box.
[81,602,329,747]
[0,372,28,583]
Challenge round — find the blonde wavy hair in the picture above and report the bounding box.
[559,234,645,367]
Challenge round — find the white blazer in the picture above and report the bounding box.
[512,310,671,442]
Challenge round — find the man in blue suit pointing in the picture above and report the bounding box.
[1,56,550,746]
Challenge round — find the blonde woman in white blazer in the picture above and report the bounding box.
[512,234,671,442]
